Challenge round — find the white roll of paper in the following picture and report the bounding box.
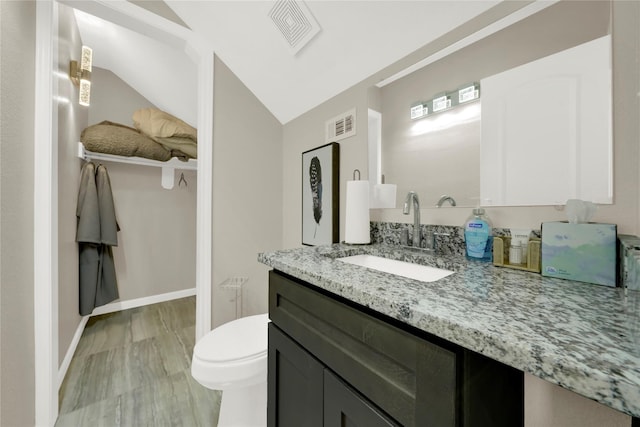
[345,180,370,244]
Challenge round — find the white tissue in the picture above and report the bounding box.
[369,184,397,209]
[565,199,597,224]
[345,180,370,244]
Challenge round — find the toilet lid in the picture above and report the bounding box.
[194,313,269,363]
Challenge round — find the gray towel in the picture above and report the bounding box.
[76,162,100,244]
[96,164,119,246]
[77,162,120,315]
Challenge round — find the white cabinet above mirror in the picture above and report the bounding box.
[480,35,612,206]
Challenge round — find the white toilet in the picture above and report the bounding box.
[191,313,270,427]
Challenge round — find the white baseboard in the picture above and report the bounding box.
[90,287,197,316]
[57,287,197,390]
[58,315,89,390]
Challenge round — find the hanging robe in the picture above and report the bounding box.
[76,162,120,315]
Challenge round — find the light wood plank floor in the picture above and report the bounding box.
[56,296,221,426]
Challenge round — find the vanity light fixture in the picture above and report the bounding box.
[410,103,428,120]
[410,82,480,120]
[432,94,451,112]
[458,83,480,103]
[69,45,92,106]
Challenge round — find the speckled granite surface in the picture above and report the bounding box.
[369,221,541,257]
[258,243,640,418]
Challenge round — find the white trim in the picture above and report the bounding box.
[367,109,382,185]
[57,316,89,390]
[376,1,560,88]
[195,48,214,341]
[34,1,58,425]
[90,288,197,316]
[58,0,191,50]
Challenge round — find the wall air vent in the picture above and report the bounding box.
[326,108,356,143]
[269,0,321,55]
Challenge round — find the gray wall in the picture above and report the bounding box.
[282,1,638,425]
[106,161,197,301]
[282,83,371,248]
[0,1,36,425]
[57,2,88,368]
[86,65,197,302]
[88,67,155,126]
[212,56,282,327]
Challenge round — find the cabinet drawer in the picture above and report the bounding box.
[269,270,457,426]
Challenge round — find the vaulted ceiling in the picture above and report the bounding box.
[73,1,507,125]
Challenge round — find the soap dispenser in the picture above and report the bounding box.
[464,207,493,262]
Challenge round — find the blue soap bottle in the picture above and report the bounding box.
[464,207,493,262]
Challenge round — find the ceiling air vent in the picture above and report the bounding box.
[269,0,321,55]
[326,108,356,143]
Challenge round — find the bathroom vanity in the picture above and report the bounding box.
[268,270,522,426]
[259,243,640,426]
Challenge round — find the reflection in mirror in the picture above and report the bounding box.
[375,0,611,208]
[384,102,481,208]
[481,35,612,206]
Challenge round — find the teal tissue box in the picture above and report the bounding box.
[541,222,617,287]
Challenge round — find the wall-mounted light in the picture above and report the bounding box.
[432,94,451,112]
[410,82,480,120]
[410,103,429,120]
[458,82,480,104]
[69,45,92,106]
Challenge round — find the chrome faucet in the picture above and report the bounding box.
[436,195,457,208]
[403,191,421,247]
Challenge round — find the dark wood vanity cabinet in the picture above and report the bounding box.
[268,270,524,427]
[269,324,398,427]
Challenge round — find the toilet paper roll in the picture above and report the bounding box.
[369,184,397,209]
[345,180,370,244]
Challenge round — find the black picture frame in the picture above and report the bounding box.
[302,142,340,246]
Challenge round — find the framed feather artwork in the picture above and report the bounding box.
[302,142,340,246]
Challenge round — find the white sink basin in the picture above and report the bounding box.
[337,254,454,283]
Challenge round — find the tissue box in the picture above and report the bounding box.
[541,222,617,287]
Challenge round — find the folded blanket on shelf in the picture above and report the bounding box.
[133,108,197,159]
[81,121,172,162]
[153,136,197,159]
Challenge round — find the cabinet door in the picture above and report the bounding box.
[268,323,324,427]
[461,350,524,427]
[480,35,612,206]
[324,370,400,427]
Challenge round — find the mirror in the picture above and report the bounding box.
[375,1,612,208]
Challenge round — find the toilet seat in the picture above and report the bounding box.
[192,313,269,390]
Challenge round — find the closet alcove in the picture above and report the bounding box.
[57,2,198,373]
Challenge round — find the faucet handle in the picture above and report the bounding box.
[424,230,435,250]
[424,231,451,252]
[400,228,409,246]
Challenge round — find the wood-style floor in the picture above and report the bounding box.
[56,296,221,426]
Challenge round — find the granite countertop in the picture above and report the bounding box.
[258,243,640,418]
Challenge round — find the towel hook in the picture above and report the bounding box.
[178,172,188,188]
